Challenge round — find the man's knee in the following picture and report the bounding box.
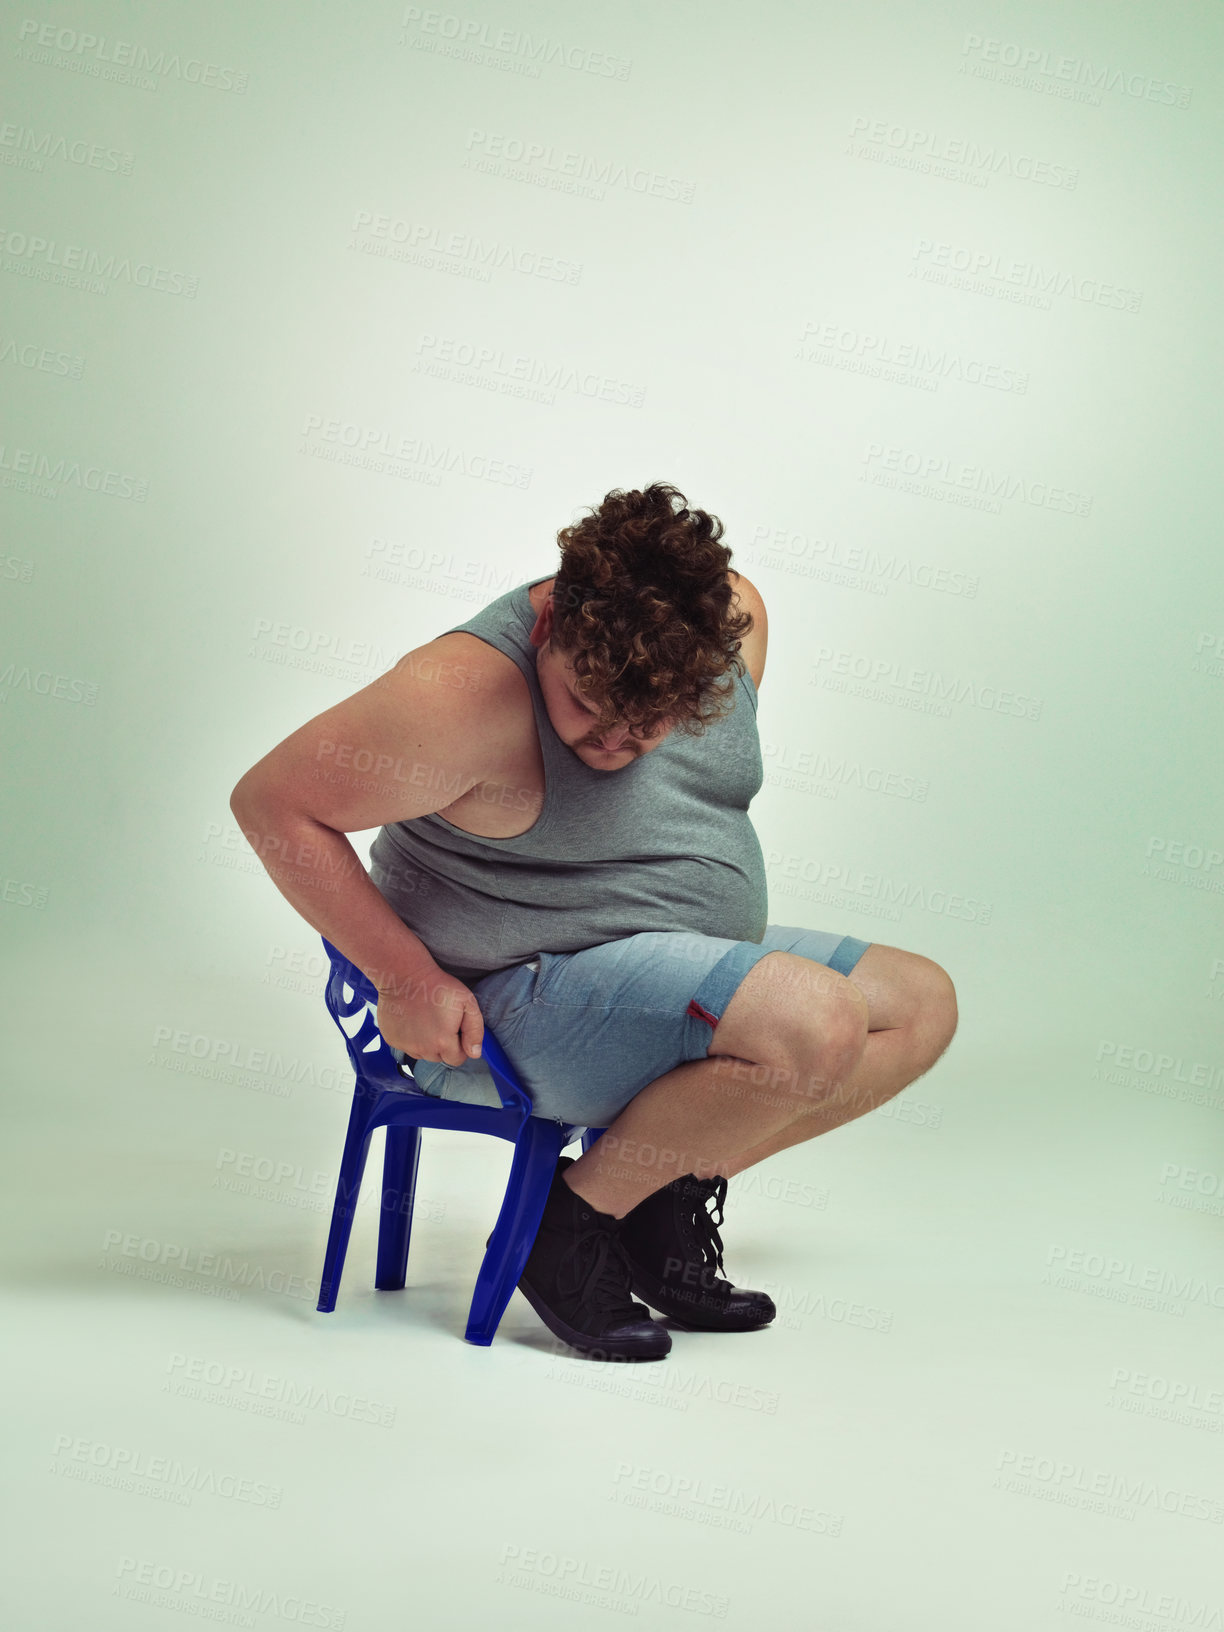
[709,951,868,1093]
[910,958,958,1056]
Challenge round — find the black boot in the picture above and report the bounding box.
[515,1157,672,1361]
[618,1173,776,1332]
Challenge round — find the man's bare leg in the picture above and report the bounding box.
[563,945,957,1217]
[563,950,866,1217]
[722,945,957,1177]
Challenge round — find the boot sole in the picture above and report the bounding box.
[517,1278,672,1361]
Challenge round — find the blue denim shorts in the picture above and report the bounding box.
[391,924,872,1129]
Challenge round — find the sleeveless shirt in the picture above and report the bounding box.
[367,576,769,987]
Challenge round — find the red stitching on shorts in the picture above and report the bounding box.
[686,997,719,1028]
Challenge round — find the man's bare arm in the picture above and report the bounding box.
[229,634,507,1017]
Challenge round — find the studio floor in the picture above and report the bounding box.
[6,946,1222,1631]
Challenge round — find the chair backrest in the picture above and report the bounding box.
[319,938,405,1092]
[319,937,530,1114]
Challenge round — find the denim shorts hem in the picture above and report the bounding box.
[680,931,873,1065]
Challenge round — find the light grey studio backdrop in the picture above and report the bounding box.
[2,1,1222,1627]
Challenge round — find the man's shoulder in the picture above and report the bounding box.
[728,568,765,613]
[419,630,529,715]
[409,576,541,735]
[728,571,767,691]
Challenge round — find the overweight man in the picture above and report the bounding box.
[231,481,958,1362]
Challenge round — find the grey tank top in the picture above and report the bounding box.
[367,576,768,987]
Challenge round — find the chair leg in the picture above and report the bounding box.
[316,1091,378,1313]
[465,1118,566,1346]
[375,1125,422,1291]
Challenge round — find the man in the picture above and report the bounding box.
[231,482,958,1364]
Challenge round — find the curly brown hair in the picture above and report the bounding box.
[545,482,753,738]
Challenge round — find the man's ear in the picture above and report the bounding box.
[528,595,554,650]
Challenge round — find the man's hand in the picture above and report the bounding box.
[375,967,485,1067]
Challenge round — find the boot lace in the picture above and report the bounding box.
[556,1222,641,1321]
[683,1175,729,1279]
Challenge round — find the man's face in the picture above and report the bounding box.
[529,595,676,768]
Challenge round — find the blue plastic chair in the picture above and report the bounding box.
[315,937,604,1344]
